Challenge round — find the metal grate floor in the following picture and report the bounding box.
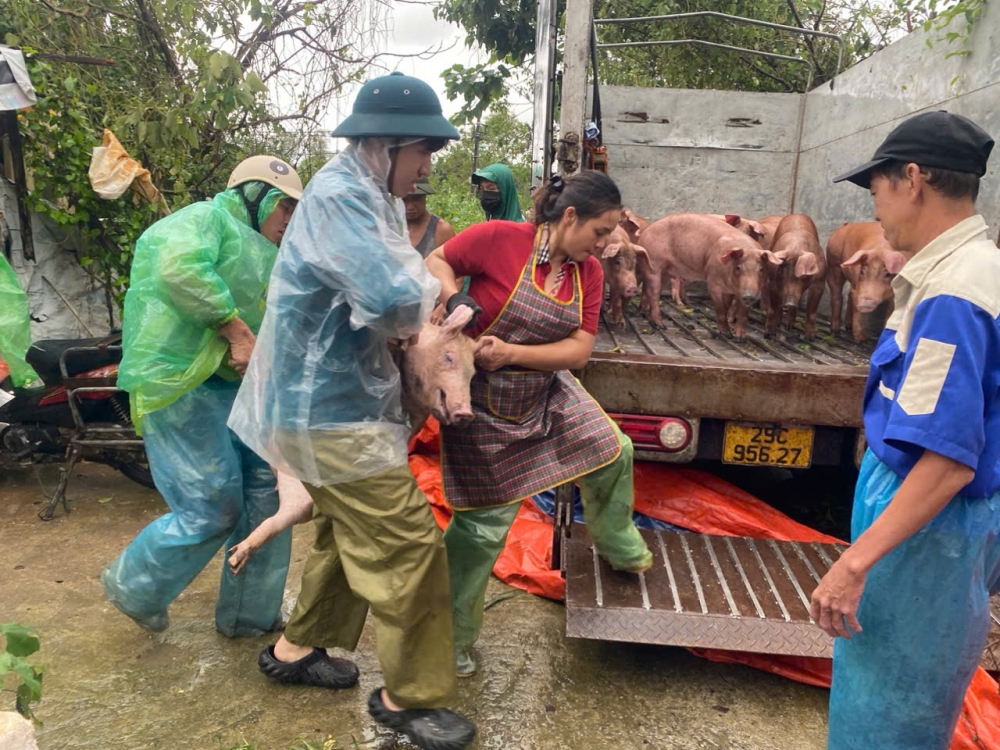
[565,528,843,658]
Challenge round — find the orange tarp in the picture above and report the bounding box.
[410,418,1000,749]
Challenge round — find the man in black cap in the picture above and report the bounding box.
[404,177,456,258]
[811,110,1000,749]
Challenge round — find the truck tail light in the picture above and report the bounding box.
[609,413,692,453]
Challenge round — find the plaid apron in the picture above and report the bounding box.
[441,226,622,509]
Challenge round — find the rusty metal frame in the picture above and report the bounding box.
[594,10,846,84]
[596,39,815,93]
[39,345,145,520]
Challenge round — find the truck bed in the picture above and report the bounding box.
[579,287,876,460]
[594,285,875,368]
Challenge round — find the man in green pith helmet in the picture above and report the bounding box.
[228,72,477,750]
[472,162,524,222]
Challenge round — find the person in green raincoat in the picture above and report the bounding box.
[101,155,304,638]
[472,163,524,222]
[0,253,39,387]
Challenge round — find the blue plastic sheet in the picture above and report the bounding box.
[103,378,291,636]
[531,487,686,532]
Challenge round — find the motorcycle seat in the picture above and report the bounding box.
[26,335,123,385]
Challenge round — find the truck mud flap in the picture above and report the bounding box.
[565,528,840,658]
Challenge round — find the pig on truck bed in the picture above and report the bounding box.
[228,306,476,575]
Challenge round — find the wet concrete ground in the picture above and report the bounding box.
[0,461,830,749]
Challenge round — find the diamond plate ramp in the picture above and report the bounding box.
[565,528,841,658]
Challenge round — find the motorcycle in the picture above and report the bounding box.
[0,333,154,519]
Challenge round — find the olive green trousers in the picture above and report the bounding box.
[283,464,456,708]
[444,424,651,653]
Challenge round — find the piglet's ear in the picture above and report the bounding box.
[634,246,652,273]
[794,253,820,278]
[841,250,868,268]
[724,214,741,226]
[441,305,473,336]
[884,251,907,275]
[602,243,622,259]
[720,247,744,264]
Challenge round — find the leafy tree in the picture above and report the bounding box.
[436,0,986,124]
[427,101,533,232]
[0,0,394,316]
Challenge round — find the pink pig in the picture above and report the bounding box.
[826,222,907,342]
[763,214,827,340]
[599,225,651,327]
[227,306,476,575]
[638,213,781,339]
[672,214,768,305]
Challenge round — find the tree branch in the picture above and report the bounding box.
[785,0,827,77]
[31,52,117,66]
[38,0,87,19]
[237,113,320,130]
[86,1,139,22]
[741,55,795,91]
[814,0,827,30]
[133,0,184,86]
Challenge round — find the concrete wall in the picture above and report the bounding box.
[599,6,1000,249]
[794,5,1000,246]
[597,86,803,220]
[2,179,117,342]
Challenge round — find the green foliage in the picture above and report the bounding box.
[0,622,44,723]
[918,0,986,57]
[427,102,532,232]
[2,0,384,315]
[436,0,986,123]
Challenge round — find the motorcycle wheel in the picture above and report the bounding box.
[118,459,155,489]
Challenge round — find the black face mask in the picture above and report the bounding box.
[479,190,503,216]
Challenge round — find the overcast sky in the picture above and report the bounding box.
[322,2,533,136]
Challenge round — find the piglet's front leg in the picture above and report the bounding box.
[228,472,314,575]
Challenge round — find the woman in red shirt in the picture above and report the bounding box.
[426,171,653,677]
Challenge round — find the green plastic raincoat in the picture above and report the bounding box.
[472,163,524,222]
[117,184,285,431]
[0,254,38,387]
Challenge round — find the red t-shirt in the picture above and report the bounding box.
[443,221,604,339]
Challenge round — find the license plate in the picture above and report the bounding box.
[722,422,814,468]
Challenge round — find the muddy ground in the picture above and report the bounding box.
[0,461,830,749]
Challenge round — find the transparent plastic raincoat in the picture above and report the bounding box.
[117,184,285,431]
[228,141,440,486]
[0,254,38,387]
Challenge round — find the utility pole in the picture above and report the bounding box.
[557,0,594,176]
[470,120,484,194]
[530,0,558,189]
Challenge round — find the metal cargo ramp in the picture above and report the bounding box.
[565,528,841,657]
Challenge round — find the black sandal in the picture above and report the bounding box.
[257,645,359,689]
[367,687,476,750]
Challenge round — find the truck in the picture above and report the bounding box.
[531,0,1000,657]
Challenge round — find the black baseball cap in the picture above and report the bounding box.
[833,110,994,189]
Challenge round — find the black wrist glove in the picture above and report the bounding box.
[445,293,482,330]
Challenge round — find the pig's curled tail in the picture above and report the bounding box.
[531,171,622,226]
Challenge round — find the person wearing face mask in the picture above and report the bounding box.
[425,171,653,678]
[228,72,476,750]
[472,162,524,222]
[101,156,302,638]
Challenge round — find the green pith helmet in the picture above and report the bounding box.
[408,177,435,196]
[331,72,460,142]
